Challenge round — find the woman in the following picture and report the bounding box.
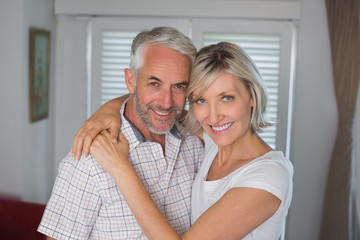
[81,42,293,239]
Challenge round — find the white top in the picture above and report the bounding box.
[38,100,203,240]
[191,133,293,240]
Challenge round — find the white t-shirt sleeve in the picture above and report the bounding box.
[203,132,291,202]
[232,157,291,202]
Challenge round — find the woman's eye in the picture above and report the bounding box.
[222,96,234,102]
[195,98,206,104]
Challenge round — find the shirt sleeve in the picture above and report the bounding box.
[38,153,101,239]
[232,158,292,202]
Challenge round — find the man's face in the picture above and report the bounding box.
[129,44,192,134]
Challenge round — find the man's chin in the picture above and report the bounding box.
[148,121,175,135]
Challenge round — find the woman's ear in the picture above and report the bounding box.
[250,97,255,108]
[124,68,135,93]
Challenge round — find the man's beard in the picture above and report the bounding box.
[134,88,181,134]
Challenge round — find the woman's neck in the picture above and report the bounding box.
[217,133,270,164]
[206,133,271,181]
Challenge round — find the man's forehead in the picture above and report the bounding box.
[141,47,191,71]
[143,44,190,63]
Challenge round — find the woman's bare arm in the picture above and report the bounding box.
[72,95,129,160]
[90,131,281,240]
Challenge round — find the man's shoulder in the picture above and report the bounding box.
[39,153,105,240]
[57,151,102,177]
[54,152,117,195]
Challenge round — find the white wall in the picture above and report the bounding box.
[287,0,337,239]
[0,0,24,198]
[0,0,56,203]
[53,17,89,169]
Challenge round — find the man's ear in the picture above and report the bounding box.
[124,68,135,93]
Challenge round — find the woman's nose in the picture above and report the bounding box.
[208,104,222,124]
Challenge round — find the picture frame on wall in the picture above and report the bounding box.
[29,28,50,122]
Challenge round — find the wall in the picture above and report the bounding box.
[53,17,89,169]
[0,0,56,203]
[287,0,337,239]
[22,0,56,203]
[0,0,24,198]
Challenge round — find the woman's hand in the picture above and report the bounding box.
[90,130,129,178]
[72,96,127,160]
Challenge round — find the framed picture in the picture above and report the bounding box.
[29,28,50,122]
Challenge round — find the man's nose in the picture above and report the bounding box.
[159,87,173,108]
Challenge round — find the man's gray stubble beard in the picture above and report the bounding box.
[133,88,181,135]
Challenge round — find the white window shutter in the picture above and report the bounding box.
[100,31,136,104]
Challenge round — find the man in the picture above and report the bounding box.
[38,27,203,239]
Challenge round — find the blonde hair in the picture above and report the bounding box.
[183,42,272,134]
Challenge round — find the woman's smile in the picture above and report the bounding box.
[209,122,234,133]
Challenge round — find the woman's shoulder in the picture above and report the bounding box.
[231,151,293,200]
[256,151,293,174]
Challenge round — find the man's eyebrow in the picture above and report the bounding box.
[149,76,188,86]
[175,81,189,86]
[149,76,161,81]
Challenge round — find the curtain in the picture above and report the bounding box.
[320,0,360,239]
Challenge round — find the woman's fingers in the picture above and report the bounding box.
[72,122,109,160]
[109,121,121,144]
[118,132,128,144]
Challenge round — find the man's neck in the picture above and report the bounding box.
[124,97,166,148]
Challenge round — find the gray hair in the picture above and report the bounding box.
[184,42,273,134]
[130,27,197,75]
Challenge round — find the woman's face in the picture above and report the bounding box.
[193,72,254,147]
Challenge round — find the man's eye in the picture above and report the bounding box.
[176,84,185,89]
[173,84,187,93]
[149,82,159,87]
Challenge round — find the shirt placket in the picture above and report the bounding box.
[149,135,182,214]
[147,142,167,213]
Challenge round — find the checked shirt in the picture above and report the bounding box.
[38,101,203,239]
